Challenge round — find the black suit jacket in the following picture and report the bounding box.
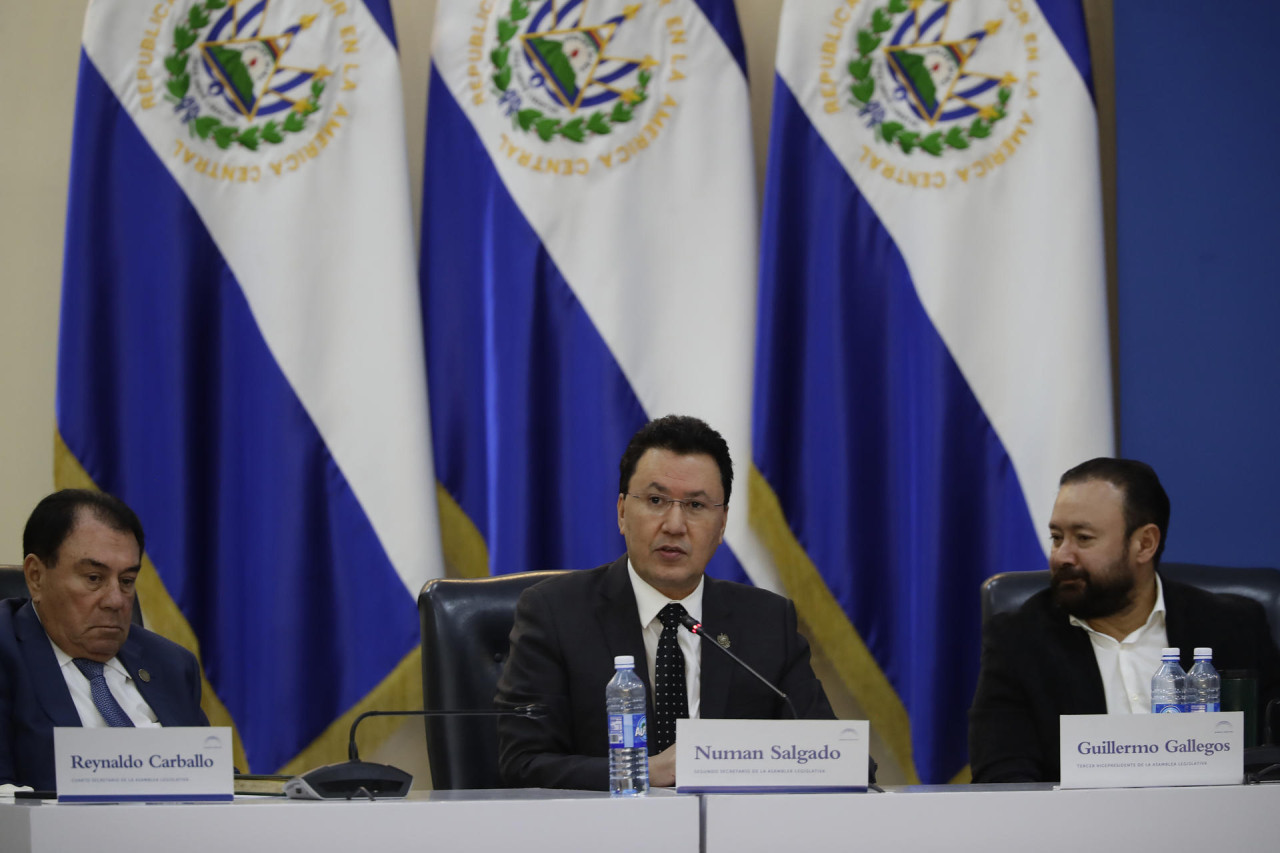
[969,575,1280,783]
[0,598,209,789]
[495,557,835,790]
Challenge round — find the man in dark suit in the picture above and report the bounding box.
[0,490,208,790]
[969,459,1280,783]
[496,415,843,790]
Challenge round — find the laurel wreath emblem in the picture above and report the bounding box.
[490,0,649,143]
[163,0,324,151]
[848,0,1012,156]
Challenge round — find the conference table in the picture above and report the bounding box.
[703,783,1278,851]
[0,788,698,853]
[2,783,1276,852]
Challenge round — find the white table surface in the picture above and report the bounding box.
[0,787,699,853]
[703,783,1280,852]
[6,782,1277,853]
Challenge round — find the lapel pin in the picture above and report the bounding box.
[717,634,730,649]
[138,669,152,683]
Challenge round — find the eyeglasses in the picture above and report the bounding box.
[626,493,725,519]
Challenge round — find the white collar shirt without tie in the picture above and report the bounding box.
[627,560,702,720]
[1069,573,1170,714]
[36,607,161,728]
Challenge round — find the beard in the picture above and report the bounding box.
[1050,548,1136,620]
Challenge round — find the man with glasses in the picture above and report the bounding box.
[496,415,838,790]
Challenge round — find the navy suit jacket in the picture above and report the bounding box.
[495,557,836,790]
[0,598,209,789]
[969,576,1280,783]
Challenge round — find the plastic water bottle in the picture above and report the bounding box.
[1151,647,1188,713]
[606,654,649,796]
[1186,647,1221,712]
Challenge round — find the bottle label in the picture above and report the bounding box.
[1153,703,1185,713]
[1186,703,1221,713]
[608,712,648,750]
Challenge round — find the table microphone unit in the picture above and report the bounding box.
[284,704,547,800]
[678,613,798,720]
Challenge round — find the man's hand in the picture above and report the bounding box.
[649,743,678,787]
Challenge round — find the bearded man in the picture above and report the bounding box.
[968,458,1280,783]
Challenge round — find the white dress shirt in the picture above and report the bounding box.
[35,607,160,727]
[627,560,703,720]
[1069,574,1170,714]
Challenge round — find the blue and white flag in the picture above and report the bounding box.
[56,0,442,773]
[422,1,776,587]
[752,0,1113,783]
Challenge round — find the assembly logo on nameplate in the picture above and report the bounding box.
[55,726,234,803]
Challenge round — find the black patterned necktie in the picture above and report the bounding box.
[652,602,690,753]
[72,658,135,727]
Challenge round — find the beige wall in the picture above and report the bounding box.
[0,0,786,561]
[0,1,81,562]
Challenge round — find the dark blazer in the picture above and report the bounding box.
[0,598,209,789]
[495,557,835,790]
[969,575,1280,783]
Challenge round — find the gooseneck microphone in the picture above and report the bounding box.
[678,613,798,720]
[680,614,882,789]
[284,704,547,800]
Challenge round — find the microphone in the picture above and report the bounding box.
[678,613,798,720]
[680,613,880,787]
[284,704,547,800]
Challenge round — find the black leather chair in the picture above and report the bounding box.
[418,570,568,789]
[0,563,144,626]
[0,564,28,601]
[982,561,1280,759]
[981,562,1280,648]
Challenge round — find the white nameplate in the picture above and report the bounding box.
[1059,713,1242,789]
[55,727,233,802]
[675,719,869,793]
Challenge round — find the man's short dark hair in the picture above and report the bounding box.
[619,415,734,505]
[23,489,145,566]
[1060,458,1170,567]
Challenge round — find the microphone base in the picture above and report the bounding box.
[285,760,413,800]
